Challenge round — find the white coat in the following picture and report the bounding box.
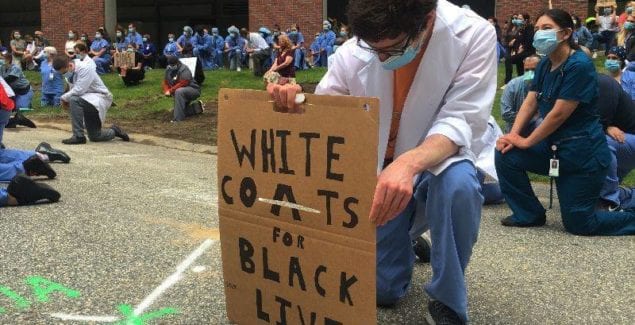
[61,58,112,123]
[315,0,498,179]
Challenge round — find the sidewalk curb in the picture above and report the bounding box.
[32,120,218,155]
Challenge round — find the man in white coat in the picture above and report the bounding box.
[53,55,129,144]
[268,1,497,324]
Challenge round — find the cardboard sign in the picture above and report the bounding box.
[179,57,197,77]
[217,89,378,325]
[113,52,135,68]
[595,0,616,9]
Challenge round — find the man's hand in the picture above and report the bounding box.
[607,126,626,143]
[369,155,417,227]
[497,133,530,154]
[266,83,303,113]
[164,90,171,97]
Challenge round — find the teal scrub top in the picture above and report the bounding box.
[530,50,610,173]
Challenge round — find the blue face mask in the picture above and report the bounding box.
[523,70,535,82]
[533,29,562,56]
[604,8,612,16]
[381,38,423,70]
[605,59,621,73]
[512,19,524,26]
[625,22,635,31]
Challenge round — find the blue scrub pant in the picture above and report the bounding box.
[228,50,243,71]
[496,142,635,236]
[15,89,34,109]
[41,93,61,107]
[294,48,306,70]
[601,135,635,209]
[199,52,214,70]
[0,108,32,182]
[212,51,223,69]
[377,160,482,322]
[93,55,111,75]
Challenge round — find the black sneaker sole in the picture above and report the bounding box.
[7,175,60,205]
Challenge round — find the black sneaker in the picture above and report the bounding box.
[110,124,130,142]
[36,142,71,163]
[426,301,465,325]
[413,236,431,263]
[62,136,87,145]
[13,112,36,128]
[7,174,60,205]
[501,215,546,227]
[22,155,56,179]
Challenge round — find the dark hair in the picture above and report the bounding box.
[74,42,88,53]
[182,43,193,55]
[52,54,69,71]
[522,13,530,21]
[538,9,578,49]
[572,15,581,29]
[347,0,437,42]
[167,55,179,65]
[240,27,249,37]
[488,17,498,24]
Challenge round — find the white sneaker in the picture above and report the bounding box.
[237,67,242,72]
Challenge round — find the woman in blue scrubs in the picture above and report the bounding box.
[495,9,635,236]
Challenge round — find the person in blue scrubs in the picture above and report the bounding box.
[318,20,336,68]
[113,29,128,53]
[39,47,64,107]
[125,23,143,49]
[0,52,33,110]
[259,27,274,70]
[210,28,225,69]
[309,32,322,67]
[141,34,157,69]
[193,27,214,70]
[224,26,246,71]
[288,24,306,70]
[89,30,111,74]
[496,9,635,236]
[159,33,178,68]
[177,26,198,55]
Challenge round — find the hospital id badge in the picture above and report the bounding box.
[49,72,54,80]
[549,159,559,177]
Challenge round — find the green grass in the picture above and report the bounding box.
[23,67,328,121]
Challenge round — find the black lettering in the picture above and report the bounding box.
[270,184,302,221]
[314,266,327,297]
[262,129,276,173]
[288,257,307,291]
[343,197,359,228]
[297,305,317,325]
[317,190,338,225]
[240,177,257,208]
[221,175,234,205]
[239,237,255,273]
[263,247,280,283]
[256,288,270,322]
[297,235,305,249]
[326,136,345,182]
[282,232,293,247]
[275,296,292,325]
[231,129,256,170]
[273,227,281,242]
[339,272,357,306]
[299,132,320,177]
[276,130,295,175]
[325,318,343,325]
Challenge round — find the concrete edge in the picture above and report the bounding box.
[32,120,218,155]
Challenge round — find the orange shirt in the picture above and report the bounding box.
[385,49,426,161]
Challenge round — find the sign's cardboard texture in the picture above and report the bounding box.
[595,0,617,9]
[217,89,378,325]
[113,52,135,68]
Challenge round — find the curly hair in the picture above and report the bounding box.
[346,0,437,42]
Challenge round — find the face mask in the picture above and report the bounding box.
[142,37,147,42]
[184,31,191,36]
[167,64,177,70]
[523,70,535,82]
[533,29,562,56]
[512,19,524,26]
[95,33,102,39]
[14,34,21,39]
[381,36,423,70]
[69,33,75,39]
[605,59,621,73]
[116,32,122,37]
[625,22,635,31]
[231,33,237,38]
[169,37,174,42]
[127,48,134,53]
[628,7,634,14]
[340,31,347,37]
[323,25,330,31]
[604,8,612,15]
[81,37,87,41]
[129,28,135,33]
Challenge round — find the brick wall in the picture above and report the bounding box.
[41,0,106,51]
[496,0,589,25]
[249,0,324,45]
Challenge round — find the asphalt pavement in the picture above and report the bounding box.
[0,126,633,325]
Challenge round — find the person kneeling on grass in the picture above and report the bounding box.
[163,56,202,123]
[52,54,129,145]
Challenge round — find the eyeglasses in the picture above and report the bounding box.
[356,20,426,56]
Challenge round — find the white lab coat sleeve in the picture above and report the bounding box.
[61,66,95,102]
[315,50,350,96]
[425,23,497,153]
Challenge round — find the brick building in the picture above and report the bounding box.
[0,0,623,52]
